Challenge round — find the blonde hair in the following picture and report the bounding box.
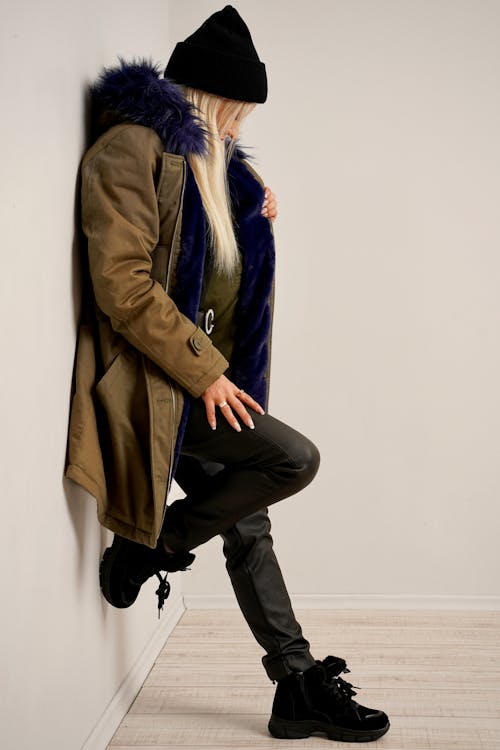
[181,86,255,276]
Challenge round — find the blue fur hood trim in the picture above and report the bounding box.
[89,55,209,157]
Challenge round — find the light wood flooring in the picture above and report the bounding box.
[107,608,500,749]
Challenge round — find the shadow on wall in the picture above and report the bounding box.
[63,78,97,561]
[60,77,142,707]
[62,76,132,640]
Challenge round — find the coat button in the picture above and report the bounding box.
[193,337,202,351]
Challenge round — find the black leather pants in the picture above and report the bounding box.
[160,396,321,682]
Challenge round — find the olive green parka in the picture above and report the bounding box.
[64,60,275,547]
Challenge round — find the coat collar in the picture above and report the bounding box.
[89,56,209,157]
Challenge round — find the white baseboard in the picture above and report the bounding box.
[183,592,500,610]
[81,594,185,750]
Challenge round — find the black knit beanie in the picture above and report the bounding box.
[164,5,267,103]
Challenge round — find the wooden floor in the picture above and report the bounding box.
[107,608,500,749]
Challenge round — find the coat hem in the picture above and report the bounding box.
[65,463,158,548]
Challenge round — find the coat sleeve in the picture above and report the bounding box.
[81,124,229,398]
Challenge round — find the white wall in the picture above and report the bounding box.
[1,1,499,748]
[170,1,500,605]
[0,3,183,750]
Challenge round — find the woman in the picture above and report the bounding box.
[65,5,390,742]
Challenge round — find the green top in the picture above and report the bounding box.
[200,251,243,375]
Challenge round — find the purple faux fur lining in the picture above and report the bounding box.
[228,157,275,408]
[169,157,275,481]
[169,163,207,479]
[169,163,207,321]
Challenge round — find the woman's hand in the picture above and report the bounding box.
[261,186,278,221]
[202,374,265,431]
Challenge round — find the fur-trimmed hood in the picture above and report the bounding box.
[90,55,224,160]
[88,56,256,164]
[89,56,209,156]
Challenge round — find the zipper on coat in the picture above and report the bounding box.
[157,164,185,542]
[159,379,176,535]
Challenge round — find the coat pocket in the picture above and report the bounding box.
[95,350,126,396]
[65,320,106,495]
[94,347,154,532]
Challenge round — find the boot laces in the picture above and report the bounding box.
[153,560,193,618]
[321,665,361,709]
[155,572,171,618]
[129,552,194,617]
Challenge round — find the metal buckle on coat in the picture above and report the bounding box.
[197,308,215,335]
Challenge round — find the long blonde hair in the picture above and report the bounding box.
[181,86,255,277]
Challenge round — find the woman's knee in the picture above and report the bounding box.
[290,438,321,490]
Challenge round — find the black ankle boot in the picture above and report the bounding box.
[99,534,195,616]
[268,654,390,742]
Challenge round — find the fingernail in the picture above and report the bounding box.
[211,423,216,430]
[249,419,255,429]
[259,407,265,414]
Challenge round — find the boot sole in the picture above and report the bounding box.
[268,713,390,742]
[99,537,138,608]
